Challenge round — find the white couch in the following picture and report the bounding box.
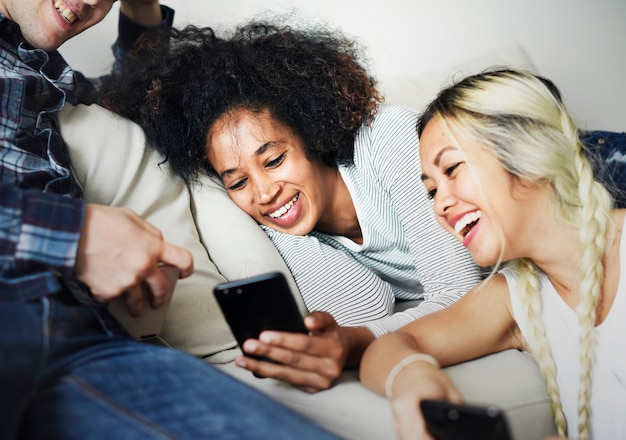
[59,44,557,439]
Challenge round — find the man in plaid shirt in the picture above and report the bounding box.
[0,1,339,439]
[0,0,180,316]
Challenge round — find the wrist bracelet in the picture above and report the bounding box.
[384,353,440,398]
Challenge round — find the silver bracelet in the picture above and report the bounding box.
[384,353,440,399]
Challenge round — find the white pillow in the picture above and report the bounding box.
[58,103,301,362]
[379,44,537,112]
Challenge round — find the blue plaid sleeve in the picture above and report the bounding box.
[581,130,626,208]
[0,183,85,292]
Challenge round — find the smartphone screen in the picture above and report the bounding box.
[213,272,308,358]
[420,399,513,440]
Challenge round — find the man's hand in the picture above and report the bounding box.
[75,204,193,316]
[234,311,375,393]
[119,0,163,26]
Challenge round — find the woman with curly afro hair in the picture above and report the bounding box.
[101,21,482,393]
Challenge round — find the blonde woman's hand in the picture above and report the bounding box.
[389,361,463,440]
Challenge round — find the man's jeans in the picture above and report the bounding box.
[582,130,626,207]
[0,294,338,440]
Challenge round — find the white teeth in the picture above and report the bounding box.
[454,211,482,235]
[269,194,299,218]
[55,1,77,24]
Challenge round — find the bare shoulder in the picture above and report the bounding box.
[463,273,522,348]
[612,208,626,231]
[441,273,516,333]
[599,208,626,324]
[606,209,625,275]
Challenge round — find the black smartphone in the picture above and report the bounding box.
[420,399,513,440]
[213,272,308,360]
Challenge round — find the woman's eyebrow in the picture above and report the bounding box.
[420,146,456,181]
[254,141,274,157]
[219,141,278,180]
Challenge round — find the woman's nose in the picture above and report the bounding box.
[433,188,457,217]
[255,179,279,204]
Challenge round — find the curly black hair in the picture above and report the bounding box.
[101,21,383,182]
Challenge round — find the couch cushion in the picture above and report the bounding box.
[188,173,306,314]
[217,349,556,440]
[58,103,300,362]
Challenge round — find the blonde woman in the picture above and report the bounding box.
[360,69,626,440]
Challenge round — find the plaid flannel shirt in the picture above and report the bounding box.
[0,8,174,300]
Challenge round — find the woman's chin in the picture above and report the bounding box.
[469,250,501,268]
[263,218,313,236]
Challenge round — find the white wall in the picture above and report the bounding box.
[61,0,626,132]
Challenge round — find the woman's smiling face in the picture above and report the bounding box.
[419,118,535,267]
[207,108,337,236]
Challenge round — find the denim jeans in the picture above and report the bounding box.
[581,130,626,207]
[0,293,338,440]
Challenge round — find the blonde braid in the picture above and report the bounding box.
[567,114,612,440]
[510,258,568,436]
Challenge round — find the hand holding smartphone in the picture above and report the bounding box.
[213,272,308,361]
[420,399,513,440]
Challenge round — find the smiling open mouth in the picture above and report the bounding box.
[454,211,482,238]
[269,193,299,219]
[55,1,77,24]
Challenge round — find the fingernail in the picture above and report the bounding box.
[245,340,259,351]
[259,332,275,343]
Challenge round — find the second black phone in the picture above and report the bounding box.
[213,272,308,359]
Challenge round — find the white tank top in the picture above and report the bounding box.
[502,218,626,439]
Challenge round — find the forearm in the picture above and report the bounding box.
[364,279,520,387]
[343,326,375,367]
[360,331,423,396]
[119,0,163,26]
[115,4,174,56]
[79,4,174,104]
